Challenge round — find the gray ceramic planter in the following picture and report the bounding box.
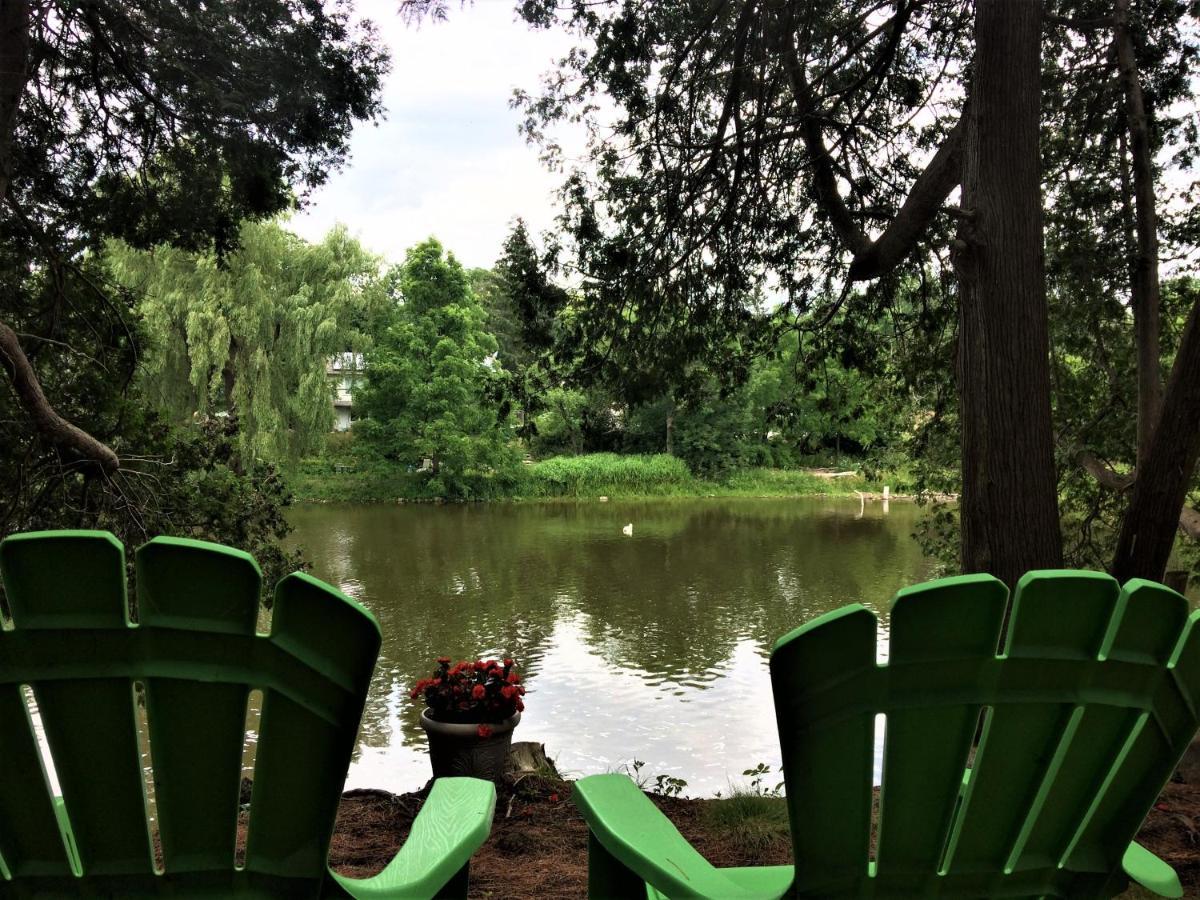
[420,709,521,782]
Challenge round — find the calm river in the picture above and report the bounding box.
[287,497,937,796]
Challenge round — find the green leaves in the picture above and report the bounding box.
[108,221,387,463]
[357,239,519,496]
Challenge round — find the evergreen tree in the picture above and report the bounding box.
[358,239,517,493]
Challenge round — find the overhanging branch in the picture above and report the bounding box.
[0,321,120,474]
[775,2,966,283]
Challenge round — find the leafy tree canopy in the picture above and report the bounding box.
[108,221,386,462]
[357,239,518,495]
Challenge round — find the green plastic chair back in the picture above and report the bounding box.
[0,529,382,897]
[772,570,1200,898]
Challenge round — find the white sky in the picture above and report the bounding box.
[286,0,582,270]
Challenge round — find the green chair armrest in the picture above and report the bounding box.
[329,777,496,899]
[574,774,777,899]
[1122,841,1182,898]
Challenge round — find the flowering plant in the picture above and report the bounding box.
[411,656,525,735]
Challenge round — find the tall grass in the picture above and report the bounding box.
[522,453,694,498]
[703,789,791,853]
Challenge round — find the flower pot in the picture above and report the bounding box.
[420,708,521,782]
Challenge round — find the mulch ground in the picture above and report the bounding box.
[326,771,1200,899]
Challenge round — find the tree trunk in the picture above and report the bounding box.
[954,0,1062,588]
[665,396,675,456]
[1115,0,1163,468]
[222,338,238,412]
[1112,297,1200,582]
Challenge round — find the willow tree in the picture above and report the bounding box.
[0,1,386,508]
[108,221,385,462]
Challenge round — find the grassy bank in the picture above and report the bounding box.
[289,452,883,503]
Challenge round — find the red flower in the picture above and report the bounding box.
[414,655,522,721]
[549,792,560,803]
[477,724,493,738]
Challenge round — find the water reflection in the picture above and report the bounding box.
[287,497,936,795]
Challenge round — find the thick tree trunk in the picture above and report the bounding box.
[954,0,1062,588]
[1115,0,1163,468]
[1112,298,1200,582]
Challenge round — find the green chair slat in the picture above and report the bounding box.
[245,572,382,880]
[0,686,72,878]
[137,538,261,873]
[874,574,1007,885]
[1067,604,1200,887]
[35,678,155,875]
[944,571,1119,878]
[771,605,877,895]
[0,530,153,876]
[1015,580,1190,874]
[0,530,129,629]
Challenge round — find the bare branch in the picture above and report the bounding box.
[1073,447,1134,490]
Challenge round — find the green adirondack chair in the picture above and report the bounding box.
[0,530,496,898]
[575,570,1200,899]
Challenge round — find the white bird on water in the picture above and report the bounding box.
[622,523,633,536]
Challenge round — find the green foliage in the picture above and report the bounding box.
[108,221,385,462]
[704,790,790,853]
[522,454,692,498]
[357,239,519,495]
[290,449,884,503]
[531,387,589,456]
[623,759,689,799]
[1,0,386,551]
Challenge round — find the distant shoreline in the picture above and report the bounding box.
[287,453,945,505]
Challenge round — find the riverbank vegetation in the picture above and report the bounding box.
[289,453,879,503]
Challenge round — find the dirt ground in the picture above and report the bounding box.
[326,771,1200,899]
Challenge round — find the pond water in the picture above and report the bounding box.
[287,497,938,797]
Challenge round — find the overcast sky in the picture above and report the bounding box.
[285,0,582,271]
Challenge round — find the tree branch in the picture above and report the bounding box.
[775,1,966,282]
[847,114,965,281]
[0,322,119,474]
[1181,505,1200,541]
[1074,447,1134,490]
[0,0,121,477]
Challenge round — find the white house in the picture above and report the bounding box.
[327,352,365,432]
